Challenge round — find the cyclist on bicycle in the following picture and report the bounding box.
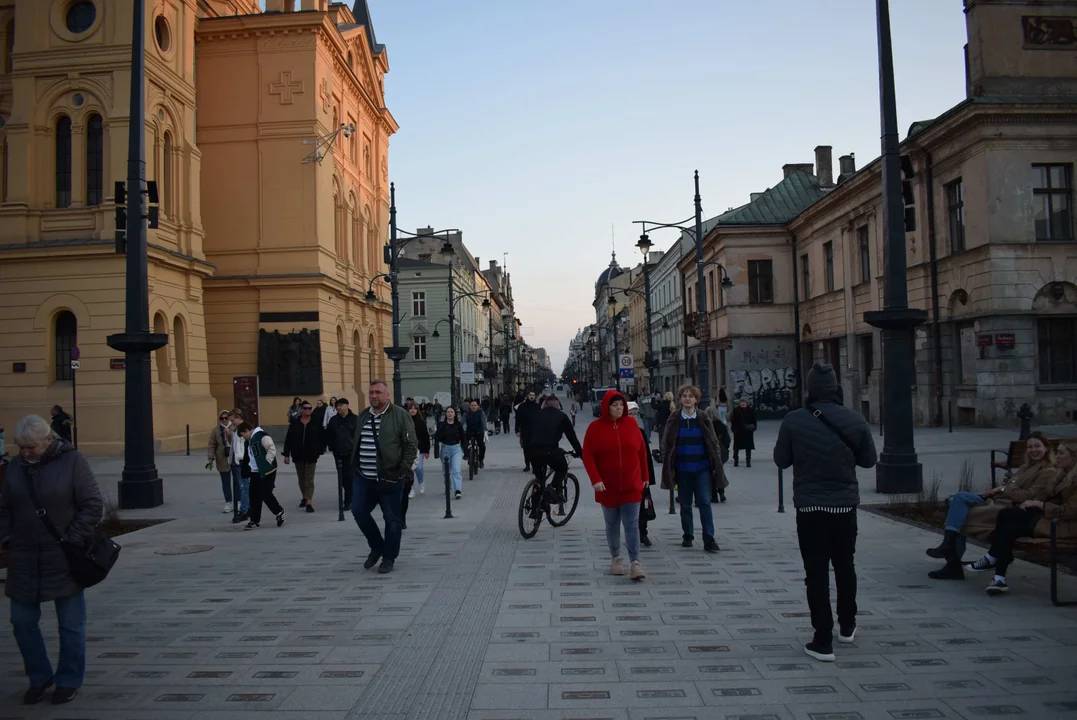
[528,394,583,501]
[464,399,488,469]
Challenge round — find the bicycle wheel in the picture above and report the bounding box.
[517,479,544,539]
[546,472,580,527]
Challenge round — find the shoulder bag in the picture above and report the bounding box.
[806,403,859,456]
[26,469,120,589]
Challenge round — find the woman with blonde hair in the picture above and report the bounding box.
[927,430,1058,580]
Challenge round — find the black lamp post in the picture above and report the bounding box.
[438,239,490,407]
[107,0,167,508]
[863,0,926,493]
[636,233,657,392]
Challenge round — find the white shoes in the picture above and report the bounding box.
[419,483,425,495]
[223,502,233,513]
[610,557,628,576]
[408,488,416,499]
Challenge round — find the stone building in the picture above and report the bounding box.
[647,233,692,395]
[683,0,1077,427]
[0,0,395,452]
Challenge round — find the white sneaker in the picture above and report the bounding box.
[419,483,425,495]
[408,489,416,499]
[610,557,628,576]
[223,502,232,513]
[629,561,646,581]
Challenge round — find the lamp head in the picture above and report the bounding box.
[481,297,491,309]
[721,276,733,289]
[365,290,377,301]
[438,239,455,257]
[636,232,652,258]
[432,329,440,338]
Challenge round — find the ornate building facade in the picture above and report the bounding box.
[0,0,395,453]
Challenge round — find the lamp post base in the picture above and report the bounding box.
[118,475,164,509]
[875,451,923,494]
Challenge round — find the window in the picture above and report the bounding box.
[1039,318,1077,384]
[823,241,835,292]
[413,335,427,361]
[86,114,103,206]
[4,19,13,74]
[54,311,77,382]
[707,271,714,311]
[412,291,426,317]
[348,117,357,163]
[1033,164,1073,241]
[747,259,773,304]
[162,131,172,217]
[55,116,72,208]
[800,253,810,300]
[943,179,967,253]
[66,2,96,34]
[858,334,874,378]
[857,226,870,283]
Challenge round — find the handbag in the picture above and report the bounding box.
[641,486,657,522]
[745,424,756,433]
[26,469,120,589]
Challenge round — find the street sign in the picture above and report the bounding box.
[70,345,80,361]
[618,367,634,379]
[459,362,475,384]
[619,353,633,369]
[109,358,125,370]
[70,360,81,370]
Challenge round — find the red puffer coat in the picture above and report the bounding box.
[582,389,649,508]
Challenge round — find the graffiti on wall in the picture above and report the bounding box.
[729,366,797,418]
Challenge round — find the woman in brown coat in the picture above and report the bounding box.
[963,439,1077,594]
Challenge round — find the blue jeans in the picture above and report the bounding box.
[678,470,715,542]
[642,418,654,442]
[231,464,250,513]
[945,491,986,558]
[718,406,728,424]
[415,453,425,488]
[351,475,405,561]
[441,444,463,492]
[10,592,86,689]
[218,471,232,503]
[602,502,641,562]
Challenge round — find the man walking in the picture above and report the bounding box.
[207,410,235,514]
[351,380,417,574]
[774,363,877,663]
[282,400,326,512]
[326,399,357,509]
[514,390,540,472]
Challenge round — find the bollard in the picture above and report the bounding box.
[777,467,785,513]
[186,424,190,456]
[668,486,675,515]
[948,400,953,433]
[232,470,241,524]
[337,460,346,522]
[443,455,454,519]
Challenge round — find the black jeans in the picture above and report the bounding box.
[467,432,487,463]
[989,507,1042,576]
[796,510,857,642]
[520,431,533,468]
[249,472,283,525]
[531,448,568,496]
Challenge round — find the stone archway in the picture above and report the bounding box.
[1032,281,1077,312]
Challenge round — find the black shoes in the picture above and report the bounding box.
[640,535,652,547]
[703,538,721,553]
[23,681,53,705]
[926,530,957,559]
[232,512,249,524]
[837,624,857,644]
[718,491,727,503]
[928,561,965,580]
[364,551,382,570]
[305,504,315,513]
[52,687,78,705]
[804,640,835,662]
[378,559,394,574]
[244,522,259,530]
[276,510,286,527]
[479,461,485,469]
[681,539,693,548]
[455,491,462,500]
[523,465,531,473]
[299,499,308,509]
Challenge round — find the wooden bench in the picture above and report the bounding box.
[990,438,1070,488]
[1016,521,1077,607]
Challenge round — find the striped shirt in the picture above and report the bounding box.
[675,414,711,474]
[358,409,385,480]
[798,506,855,513]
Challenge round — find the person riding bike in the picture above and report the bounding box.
[464,399,488,469]
[528,394,583,502]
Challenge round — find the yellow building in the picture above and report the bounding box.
[0,0,395,454]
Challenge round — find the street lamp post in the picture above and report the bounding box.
[636,235,657,393]
[863,0,926,493]
[438,240,490,408]
[107,0,167,508]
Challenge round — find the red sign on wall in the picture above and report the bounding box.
[109,358,125,370]
[976,334,993,347]
[233,375,260,428]
[995,333,1016,350]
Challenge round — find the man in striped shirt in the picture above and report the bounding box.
[350,380,418,575]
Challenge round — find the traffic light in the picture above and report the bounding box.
[114,181,126,253]
[900,154,916,233]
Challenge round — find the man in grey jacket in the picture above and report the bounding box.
[774,363,877,663]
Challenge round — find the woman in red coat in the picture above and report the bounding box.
[583,389,650,581]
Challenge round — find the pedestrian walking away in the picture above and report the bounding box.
[206,410,235,514]
[282,400,327,512]
[773,363,877,663]
[628,401,658,547]
[515,390,540,472]
[49,406,72,444]
[583,390,649,581]
[435,407,465,498]
[703,403,731,502]
[660,385,727,553]
[350,379,418,575]
[1,414,104,706]
[731,399,756,467]
[237,422,285,530]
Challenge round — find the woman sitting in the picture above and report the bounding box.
[963,439,1077,594]
[927,431,1058,580]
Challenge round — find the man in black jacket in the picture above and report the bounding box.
[527,395,582,499]
[514,390,540,472]
[774,363,877,664]
[282,400,326,512]
[325,398,358,508]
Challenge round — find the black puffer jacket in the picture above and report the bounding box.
[773,363,877,509]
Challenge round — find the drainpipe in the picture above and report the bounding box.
[791,233,802,408]
[924,149,944,427]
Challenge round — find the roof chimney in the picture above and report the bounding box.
[814,145,834,187]
[783,163,814,179]
[750,192,764,202]
[300,0,328,10]
[264,0,296,10]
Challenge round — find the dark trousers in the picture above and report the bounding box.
[989,507,1041,576]
[796,510,858,641]
[468,432,487,463]
[520,431,533,468]
[531,448,568,496]
[249,472,283,525]
[351,475,404,561]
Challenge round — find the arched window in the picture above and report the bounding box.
[173,315,189,384]
[55,116,72,208]
[368,332,376,382]
[4,19,13,74]
[333,188,343,260]
[86,114,103,206]
[348,193,359,267]
[153,312,170,384]
[53,311,77,382]
[336,326,345,388]
[352,330,362,392]
[162,131,173,217]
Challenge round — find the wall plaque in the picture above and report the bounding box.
[1023,16,1077,47]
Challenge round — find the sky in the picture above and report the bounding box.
[268,1,970,371]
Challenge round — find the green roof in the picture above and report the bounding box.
[715,170,829,226]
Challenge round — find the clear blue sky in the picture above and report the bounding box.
[267,1,969,371]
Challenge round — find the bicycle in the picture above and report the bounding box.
[466,434,481,481]
[517,448,581,539]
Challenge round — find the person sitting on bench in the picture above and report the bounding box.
[926,431,1058,580]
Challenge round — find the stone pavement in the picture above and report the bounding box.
[2,414,1076,719]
